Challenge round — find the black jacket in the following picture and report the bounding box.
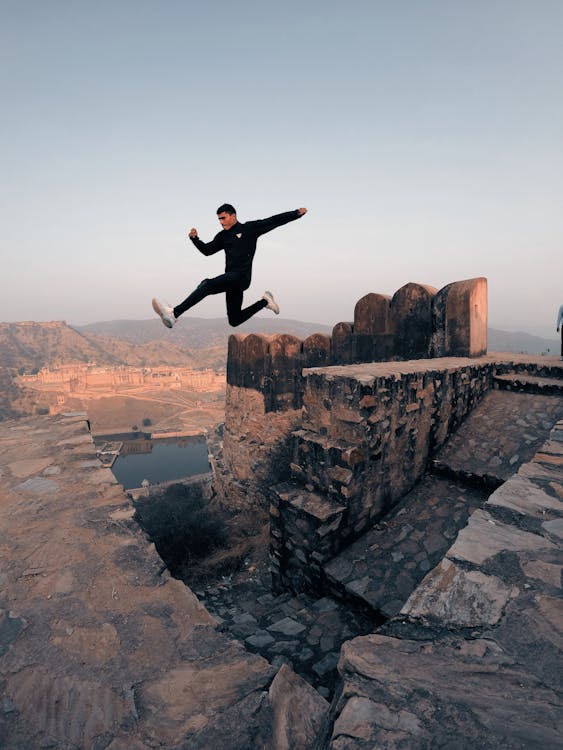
[190,210,301,276]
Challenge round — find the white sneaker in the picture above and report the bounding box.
[262,290,280,315]
[152,298,176,328]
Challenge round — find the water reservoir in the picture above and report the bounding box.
[110,437,210,489]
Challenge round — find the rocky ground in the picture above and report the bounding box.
[1,362,561,749]
[197,571,377,700]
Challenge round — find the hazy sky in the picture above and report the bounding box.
[1,1,562,336]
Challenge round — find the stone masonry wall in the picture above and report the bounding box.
[269,359,492,591]
[213,384,302,509]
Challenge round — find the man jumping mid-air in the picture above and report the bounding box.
[152,203,308,329]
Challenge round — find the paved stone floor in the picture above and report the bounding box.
[324,476,489,617]
[197,572,377,699]
[433,389,563,484]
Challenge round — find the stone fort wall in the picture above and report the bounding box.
[214,277,487,509]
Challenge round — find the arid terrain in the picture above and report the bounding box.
[0,316,331,431]
[19,365,226,436]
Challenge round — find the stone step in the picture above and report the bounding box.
[269,481,348,593]
[290,429,367,502]
[323,475,488,618]
[493,372,563,395]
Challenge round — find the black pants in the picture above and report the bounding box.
[173,271,267,327]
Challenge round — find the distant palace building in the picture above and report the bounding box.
[20,365,225,394]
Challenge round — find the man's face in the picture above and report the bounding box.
[217,211,237,230]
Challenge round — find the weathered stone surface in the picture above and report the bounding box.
[331,322,354,365]
[401,557,516,626]
[329,634,562,749]
[447,508,557,565]
[0,414,278,749]
[219,383,301,507]
[391,282,437,359]
[433,390,563,484]
[488,473,563,517]
[303,333,331,368]
[494,372,563,396]
[267,617,307,636]
[324,476,487,617]
[431,276,488,357]
[268,664,328,750]
[137,645,274,745]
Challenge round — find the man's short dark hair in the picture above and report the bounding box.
[217,203,236,215]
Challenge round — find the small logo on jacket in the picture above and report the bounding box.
[236,233,242,239]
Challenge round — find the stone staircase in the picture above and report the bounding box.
[271,359,563,621]
[493,369,563,395]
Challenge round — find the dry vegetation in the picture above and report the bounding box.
[133,483,269,586]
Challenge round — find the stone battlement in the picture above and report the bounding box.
[227,277,488,413]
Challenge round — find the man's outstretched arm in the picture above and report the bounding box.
[188,228,223,256]
[248,207,307,237]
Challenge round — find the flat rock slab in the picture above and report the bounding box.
[329,634,563,750]
[324,475,488,617]
[433,389,563,482]
[0,414,286,750]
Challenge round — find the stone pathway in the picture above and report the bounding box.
[432,389,563,484]
[197,571,376,699]
[324,476,488,617]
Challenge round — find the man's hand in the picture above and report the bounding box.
[297,207,307,216]
[189,228,198,239]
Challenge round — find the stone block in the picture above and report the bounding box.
[226,333,271,389]
[353,293,394,362]
[354,293,393,335]
[332,322,354,365]
[390,282,437,359]
[303,333,331,368]
[447,509,557,566]
[268,664,328,750]
[266,333,303,411]
[431,277,488,357]
[401,557,517,626]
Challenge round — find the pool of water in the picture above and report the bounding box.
[111,438,210,489]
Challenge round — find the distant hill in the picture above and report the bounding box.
[76,316,333,349]
[488,327,559,356]
[79,318,559,357]
[0,321,226,376]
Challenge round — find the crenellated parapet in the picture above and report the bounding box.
[227,277,487,412]
[220,277,487,510]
